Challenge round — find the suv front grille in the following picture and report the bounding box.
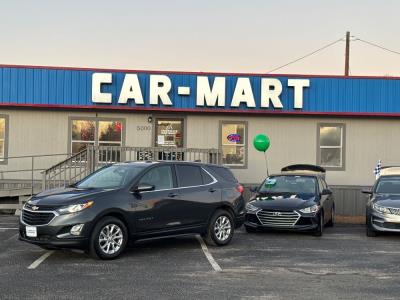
[22,209,56,226]
[256,210,300,227]
[24,203,61,211]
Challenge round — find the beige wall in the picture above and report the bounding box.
[1,109,399,186]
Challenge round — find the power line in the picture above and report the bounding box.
[266,38,343,74]
[354,37,400,56]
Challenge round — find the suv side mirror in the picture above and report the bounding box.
[361,188,373,195]
[321,188,332,195]
[132,184,155,193]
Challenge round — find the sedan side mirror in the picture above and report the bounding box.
[250,186,258,193]
[132,184,155,193]
[321,188,332,195]
[361,189,373,195]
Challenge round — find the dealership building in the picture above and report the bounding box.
[1,64,400,216]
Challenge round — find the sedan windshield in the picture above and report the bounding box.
[75,165,145,189]
[375,177,400,194]
[258,175,316,195]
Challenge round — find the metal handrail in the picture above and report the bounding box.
[0,152,71,195]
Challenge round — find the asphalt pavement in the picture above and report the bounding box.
[1,215,400,300]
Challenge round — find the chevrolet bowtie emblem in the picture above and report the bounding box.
[31,206,39,211]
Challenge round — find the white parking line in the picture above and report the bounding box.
[196,235,222,272]
[28,251,54,269]
[0,228,18,230]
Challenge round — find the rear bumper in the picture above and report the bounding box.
[235,214,245,229]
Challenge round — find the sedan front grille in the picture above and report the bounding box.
[388,207,400,216]
[256,210,300,227]
[22,209,56,226]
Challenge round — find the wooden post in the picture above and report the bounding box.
[345,31,350,76]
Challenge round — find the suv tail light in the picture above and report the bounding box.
[236,184,244,194]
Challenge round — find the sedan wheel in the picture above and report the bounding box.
[326,206,335,227]
[313,212,324,237]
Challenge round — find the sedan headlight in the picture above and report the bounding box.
[299,204,320,214]
[246,202,261,213]
[372,203,390,215]
[57,201,94,215]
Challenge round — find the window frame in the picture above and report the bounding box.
[68,116,126,155]
[316,123,346,171]
[219,120,248,169]
[0,114,9,165]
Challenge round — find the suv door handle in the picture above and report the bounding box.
[168,192,179,198]
[208,188,217,193]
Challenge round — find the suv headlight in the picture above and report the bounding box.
[372,203,390,215]
[246,202,261,213]
[57,201,94,215]
[299,204,320,214]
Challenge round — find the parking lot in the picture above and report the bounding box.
[1,215,400,300]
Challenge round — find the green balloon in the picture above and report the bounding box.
[253,134,270,152]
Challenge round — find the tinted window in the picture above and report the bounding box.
[208,166,238,183]
[176,165,203,187]
[139,166,174,190]
[201,169,214,184]
[76,165,144,189]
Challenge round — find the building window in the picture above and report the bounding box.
[220,121,247,168]
[70,118,124,161]
[0,115,8,164]
[71,120,96,154]
[317,123,345,170]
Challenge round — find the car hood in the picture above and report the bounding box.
[373,194,400,208]
[28,187,113,206]
[250,193,317,210]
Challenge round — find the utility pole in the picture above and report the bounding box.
[345,31,350,76]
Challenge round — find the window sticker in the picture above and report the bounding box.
[265,178,277,187]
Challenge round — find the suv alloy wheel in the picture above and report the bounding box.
[205,210,234,246]
[90,216,128,259]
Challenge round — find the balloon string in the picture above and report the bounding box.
[264,152,269,177]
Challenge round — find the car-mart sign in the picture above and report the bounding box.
[92,73,310,109]
[2,65,400,116]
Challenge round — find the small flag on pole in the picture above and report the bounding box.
[374,160,382,179]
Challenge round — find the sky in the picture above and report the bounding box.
[1,0,400,76]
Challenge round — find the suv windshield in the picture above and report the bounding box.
[75,164,145,189]
[375,176,400,194]
[258,175,316,195]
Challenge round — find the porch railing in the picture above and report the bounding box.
[42,145,221,191]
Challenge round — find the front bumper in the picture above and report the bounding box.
[19,209,95,249]
[370,211,400,232]
[244,212,319,231]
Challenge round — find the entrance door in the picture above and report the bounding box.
[154,118,184,160]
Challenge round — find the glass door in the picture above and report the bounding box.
[154,118,184,160]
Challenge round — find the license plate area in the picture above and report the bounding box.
[26,226,37,237]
